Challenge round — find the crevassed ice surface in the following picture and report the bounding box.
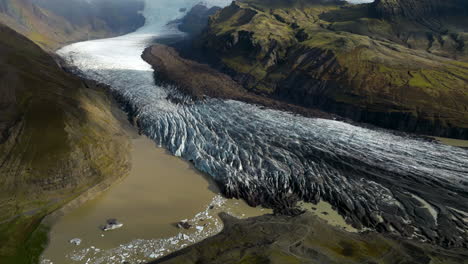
[347,0,374,3]
[59,0,468,246]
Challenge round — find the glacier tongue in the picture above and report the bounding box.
[58,0,468,248]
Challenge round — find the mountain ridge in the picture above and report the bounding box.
[0,0,145,50]
[180,0,468,139]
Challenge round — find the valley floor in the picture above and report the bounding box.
[3,0,466,263]
[152,213,468,264]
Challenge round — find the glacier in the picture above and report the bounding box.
[58,0,468,247]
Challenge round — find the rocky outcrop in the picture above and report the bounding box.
[0,24,130,260]
[152,213,468,264]
[192,0,468,139]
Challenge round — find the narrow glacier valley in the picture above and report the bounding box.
[42,0,468,262]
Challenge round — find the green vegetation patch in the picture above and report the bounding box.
[0,216,49,264]
[201,0,468,134]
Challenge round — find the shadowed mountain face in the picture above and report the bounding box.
[0,0,145,50]
[177,4,222,36]
[32,0,145,34]
[373,0,468,19]
[152,213,468,264]
[191,0,468,139]
[0,23,130,263]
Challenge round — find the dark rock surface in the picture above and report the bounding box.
[178,4,221,36]
[151,213,468,264]
[176,220,192,230]
[142,44,337,119]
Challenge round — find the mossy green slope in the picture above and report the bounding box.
[199,0,468,138]
[0,24,130,262]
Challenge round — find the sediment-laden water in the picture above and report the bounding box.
[41,117,270,264]
[56,0,468,253]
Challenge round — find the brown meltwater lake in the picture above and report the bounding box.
[41,130,270,264]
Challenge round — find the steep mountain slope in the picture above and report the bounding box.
[0,24,130,262]
[0,0,145,50]
[195,0,468,138]
[32,0,145,35]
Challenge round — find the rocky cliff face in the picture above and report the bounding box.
[195,0,468,139]
[143,44,335,119]
[0,0,145,50]
[0,24,130,262]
